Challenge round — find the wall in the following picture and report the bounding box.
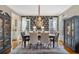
[61,5,79,18]
[0,5,21,42]
[0,5,11,16]
[11,12,21,41]
[22,16,58,31]
[30,16,49,31]
[58,5,79,41]
[58,15,64,41]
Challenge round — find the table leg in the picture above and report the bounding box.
[24,41,26,48]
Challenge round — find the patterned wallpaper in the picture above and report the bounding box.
[25,16,36,31]
[22,16,57,31]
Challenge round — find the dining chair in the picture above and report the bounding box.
[21,32,26,48]
[29,32,38,48]
[49,35,55,48]
[55,33,59,47]
[21,32,30,47]
[40,32,49,48]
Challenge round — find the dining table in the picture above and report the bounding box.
[23,31,56,48]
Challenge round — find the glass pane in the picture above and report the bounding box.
[22,17,27,32]
[53,17,57,31]
[26,21,30,31]
[22,17,30,32]
[49,17,57,34]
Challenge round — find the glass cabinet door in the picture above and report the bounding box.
[4,19,11,48]
[0,18,3,50]
[71,19,75,48]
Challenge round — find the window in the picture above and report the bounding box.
[22,17,30,32]
[49,17,58,34]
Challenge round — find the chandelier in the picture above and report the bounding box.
[34,5,44,30]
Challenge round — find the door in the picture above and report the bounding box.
[0,17,3,52]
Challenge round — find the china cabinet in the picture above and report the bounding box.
[0,10,11,53]
[64,16,79,53]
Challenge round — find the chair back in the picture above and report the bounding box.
[21,32,25,41]
[30,32,38,44]
[55,33,59,42]
[40,32,49,44]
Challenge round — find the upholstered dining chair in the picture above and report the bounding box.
[40,32,49,48]
[29,32,38,48]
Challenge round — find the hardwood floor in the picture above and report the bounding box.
[64,46,76,54]
[12,39,22,49]
[12,40,18,49]
[3,48,11,54]
[59,40,76,54]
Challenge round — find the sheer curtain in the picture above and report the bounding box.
[49,17,58,34]
[22,17,30,34]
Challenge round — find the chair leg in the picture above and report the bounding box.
[28,41,29,46]
[53,40,55,48]
[22,41,24,48]
[57,41,58,47]
[21,41,23,46]
[28,41,30,48]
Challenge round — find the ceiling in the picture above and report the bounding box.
[7,5,72,16]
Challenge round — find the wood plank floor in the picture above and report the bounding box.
[64,46,76,54]
[12,40,18,49]
[12,39,22,49]
[59,40,76,54]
